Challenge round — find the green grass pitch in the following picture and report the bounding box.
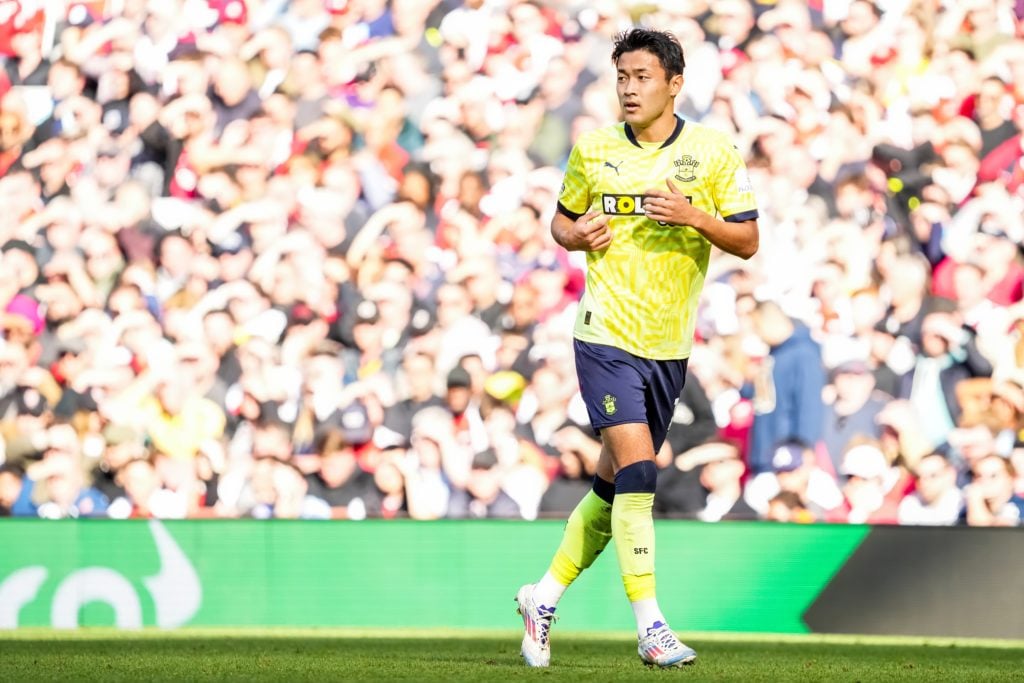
[2,629,1022,682]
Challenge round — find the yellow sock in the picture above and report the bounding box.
[547,490,614,586]
[612,492,656,602]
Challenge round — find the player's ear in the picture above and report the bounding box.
[669,74,683,97]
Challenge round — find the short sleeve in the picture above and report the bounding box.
[711,142,759,223]
[557,142,590,220]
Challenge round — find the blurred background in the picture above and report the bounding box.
[0,0,1023,532]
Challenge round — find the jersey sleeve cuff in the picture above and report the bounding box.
[557,202,584,221]
[723,210,759,223]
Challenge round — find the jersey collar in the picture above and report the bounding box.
[624,115,684,150]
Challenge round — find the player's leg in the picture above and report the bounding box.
[562,342,675,637]
[603,358,696,667]
[534,464,614,606]
[515,341,642,667]
[534,340,649,600]
[537,443,618,599]
[516,464,613,667]
[638,359,696,666]
[601,424,666,630]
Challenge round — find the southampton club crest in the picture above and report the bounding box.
[674,155,699,182]
[603,394,617,416]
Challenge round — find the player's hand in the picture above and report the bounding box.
[564,211,612,251]
[643,179,702,227]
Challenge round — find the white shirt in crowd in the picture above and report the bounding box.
[896,488,963,526]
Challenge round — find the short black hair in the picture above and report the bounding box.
[0,463,25,478]
[611,28,685,78]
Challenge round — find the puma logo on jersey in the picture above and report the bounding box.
[603,160,624,175]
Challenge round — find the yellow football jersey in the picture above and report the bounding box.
[558,117,758,360]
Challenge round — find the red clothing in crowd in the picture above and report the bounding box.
[0,1,44,58]
[932,256,1024,306]
[978,133,1024,196]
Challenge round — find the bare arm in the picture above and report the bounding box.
[642,179,759,260]
[550,210,612,252]
[345,203,420,269]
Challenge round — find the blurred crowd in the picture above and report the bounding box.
[1,0,1023,526]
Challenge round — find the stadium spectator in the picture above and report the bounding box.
[485,398,548,511]
[372,451,407,519]
[963,453,1024,526]
[745,440,843,521]
[451,448,522,519]
[400,405,468,520]
[974,76,1018,158]
[306,428,381,520]
[254,458,331,520]
[654,440,714,519]
[874,399,934,474]
[538,423,601,515]
[0,463,34,516]
[821,359,887,475]
[744,300,826,474]
[380,350,444,447]
[826,442,905,525]
[897,452,963,526]
[0,0,1021,525]
[898,310,993,448]
[106,456,185,519]
[693,440,756,522]
[764,490,815,524]
[664,371,719,458]
[30,446,109,519]
[877,254,936,354]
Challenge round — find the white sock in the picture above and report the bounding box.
[631,598,667,638]
[532,571,568,610]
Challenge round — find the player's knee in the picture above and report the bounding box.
[591,475,615,504]
[614,460,657,494]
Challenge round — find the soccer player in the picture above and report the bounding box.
[516,28,759,668]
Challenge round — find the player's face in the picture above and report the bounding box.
[615,50,681,127]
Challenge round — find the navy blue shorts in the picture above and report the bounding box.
[573,339,687,453]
